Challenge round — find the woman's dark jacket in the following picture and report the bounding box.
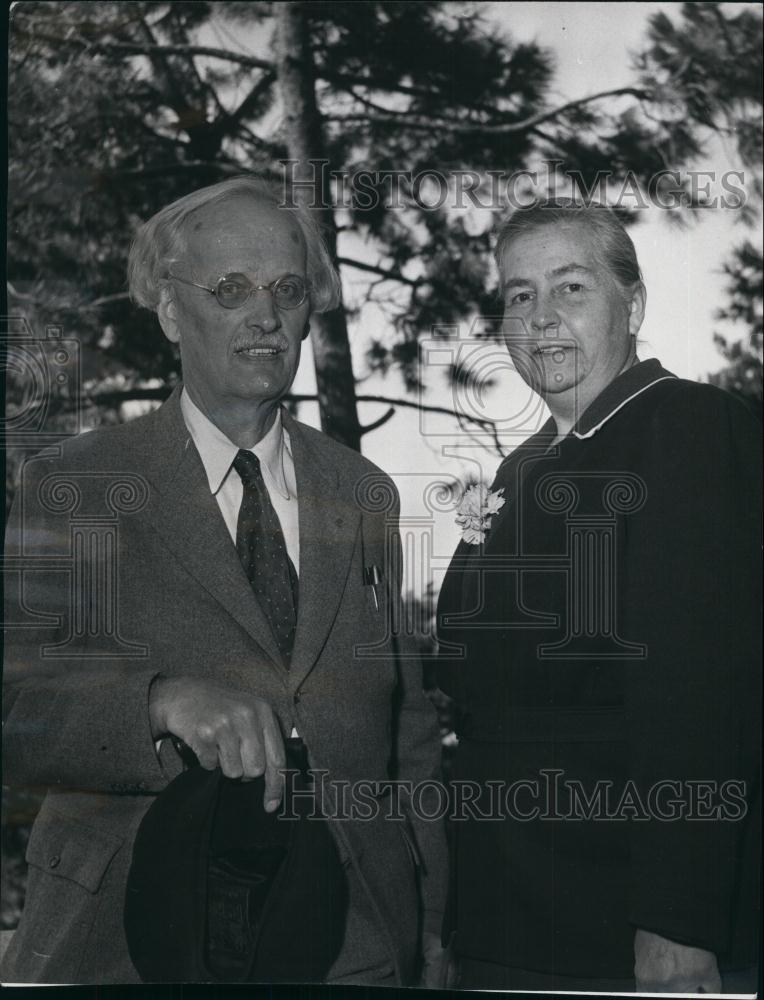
[437,359,761,976]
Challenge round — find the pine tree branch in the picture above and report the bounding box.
[360,407,396,434]
[318,71,455,101]
[354,394,504,453]
[326,75,526,123]
[79,292,131,310]
[324,87,652,135]
[334,84,411,117]
[224,71,276,131]
[16,31,275,73]
[236,123,283,156]
[17,28,647,141]
[337,257,420,287]
[133,16,194,121]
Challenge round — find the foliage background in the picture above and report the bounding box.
[3,0,762,930]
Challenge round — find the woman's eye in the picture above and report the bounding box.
[564,282,584,293]
[508,291,533,306]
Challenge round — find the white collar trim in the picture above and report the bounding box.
[571,376,677,440]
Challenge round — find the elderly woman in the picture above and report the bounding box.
[436,201,760,993]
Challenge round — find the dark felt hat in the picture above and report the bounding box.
[124,743,347,983]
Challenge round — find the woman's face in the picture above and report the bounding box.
[500,222,645,402]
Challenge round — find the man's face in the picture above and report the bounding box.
[159,193,310,420]
[500,222,644,400]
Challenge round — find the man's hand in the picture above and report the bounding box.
[149,676,286,811]
[420,931,457,989]
[634,928,721,993]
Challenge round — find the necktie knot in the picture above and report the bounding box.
[233,449,262,487]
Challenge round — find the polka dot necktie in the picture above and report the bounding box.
[233,449,297,665]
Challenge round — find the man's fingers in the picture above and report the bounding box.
[261,709,286,811]
[190,733,219,772]
[161,683,282,789]
[215,724,244,779]
[239,730,266,781]
[263,768,285,812]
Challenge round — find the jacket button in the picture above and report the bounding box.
[48,855,61,869]
[293,691,301,704]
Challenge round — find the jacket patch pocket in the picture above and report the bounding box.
[25,810,124,894]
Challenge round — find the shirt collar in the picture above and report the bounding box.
[180,388,289,495]
[569,358,677,440]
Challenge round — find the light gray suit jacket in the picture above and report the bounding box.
[2,388,446,984]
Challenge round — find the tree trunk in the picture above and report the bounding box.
[274,2,362,452]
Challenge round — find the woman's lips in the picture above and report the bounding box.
[535,343,575,363]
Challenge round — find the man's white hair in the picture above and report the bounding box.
[127,175,342,313]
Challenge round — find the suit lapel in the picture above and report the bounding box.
[285,414,361,688]
[140,391,287,675]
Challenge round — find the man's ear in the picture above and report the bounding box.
[157,285,180,344]
[627,282,646,338]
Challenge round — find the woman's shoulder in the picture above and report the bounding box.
[644,375,760,437]
[624,375,761,487]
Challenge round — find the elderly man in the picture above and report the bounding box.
[2,176,447,986]
[437,200,760,993]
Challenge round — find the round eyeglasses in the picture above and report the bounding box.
[171,272,309,310]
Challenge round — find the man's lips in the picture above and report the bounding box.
[233,342,287,356]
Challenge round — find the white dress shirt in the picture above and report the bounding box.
[180,389,300,573]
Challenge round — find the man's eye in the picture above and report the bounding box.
[508,291,533,306]
[273,277,306,307]
[220,281,245,295]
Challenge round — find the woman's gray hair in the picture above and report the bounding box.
[127,175,342,313]
[494,198,643,293]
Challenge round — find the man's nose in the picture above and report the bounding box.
[244,290,282,333]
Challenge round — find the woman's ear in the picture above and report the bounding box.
[628,282,646,338]
[157,285,180,344]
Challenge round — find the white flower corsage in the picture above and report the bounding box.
[455,484,506,544]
